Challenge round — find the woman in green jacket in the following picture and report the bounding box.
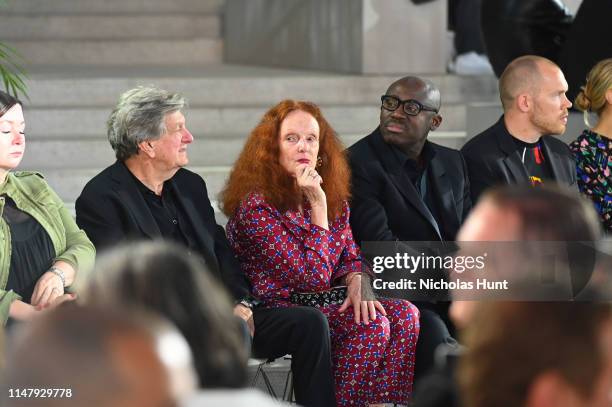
[0,90,95,324]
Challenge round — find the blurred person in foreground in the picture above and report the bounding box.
[0,90,94,325]
[4,304,197,407]
[222,99,420,406]
[570,58,612,234]
[460,300,612,407]
[414,184,603,407]
[84,241,248,389]
[451,184,602,328]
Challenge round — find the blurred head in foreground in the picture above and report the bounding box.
[452,184,603,328]
[5,304,196,407]
[85,241,248,388]
[459,301,612,407]
[458,184,601,242]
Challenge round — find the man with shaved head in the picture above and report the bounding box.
[461,55,576,203]
[348,76,471,380]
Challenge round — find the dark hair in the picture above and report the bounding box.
[460,301,612,407]
[0,90,22,118]
[85,241,248,389]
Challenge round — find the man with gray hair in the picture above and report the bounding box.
[461,55,577,203]
[75,85,252,323]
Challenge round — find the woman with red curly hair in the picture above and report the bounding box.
[222,100,420,407]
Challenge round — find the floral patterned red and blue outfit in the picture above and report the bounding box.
[570,129,612,232]
[226,192,420,406]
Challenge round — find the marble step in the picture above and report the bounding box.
[23,68,499,107]
[0,0,223,15]
[5,38,223,67]
[0,14,220,40]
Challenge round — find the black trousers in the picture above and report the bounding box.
[452,0,486,55]
[414,305,458,384]
[252,306,336,407]
[558,0,612,103]
[481,0,573,76]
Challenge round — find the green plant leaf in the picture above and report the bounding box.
[0,40,29,100]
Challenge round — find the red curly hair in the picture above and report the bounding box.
[221,100,351,220]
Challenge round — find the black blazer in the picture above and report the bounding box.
[461,116,577,203]
[75,161,249,300]
[347,128,472,244]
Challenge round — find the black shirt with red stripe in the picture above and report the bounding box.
[513,136,554,186]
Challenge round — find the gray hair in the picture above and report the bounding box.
[107,86,187,161]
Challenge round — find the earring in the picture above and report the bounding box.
[316,156,323,168]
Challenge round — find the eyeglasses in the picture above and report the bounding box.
[380,95,439,116]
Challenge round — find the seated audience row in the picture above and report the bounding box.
[4,184,604,407]
[72,87,337,406]
[1,53,611,406]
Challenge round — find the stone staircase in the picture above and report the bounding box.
[0,0,500,221]
[0,0,223,66]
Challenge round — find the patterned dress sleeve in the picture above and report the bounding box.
[571,132,611,229]
[570,135,597,198]
[226,193,336,299]
[331,201,368,284]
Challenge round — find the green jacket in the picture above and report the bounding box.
[0,171,95,324]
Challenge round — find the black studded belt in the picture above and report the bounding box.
[290,286,348,308]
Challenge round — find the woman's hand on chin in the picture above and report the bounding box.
[296,164,329,229]
[339,273,386,325]
[296,164,325,205]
